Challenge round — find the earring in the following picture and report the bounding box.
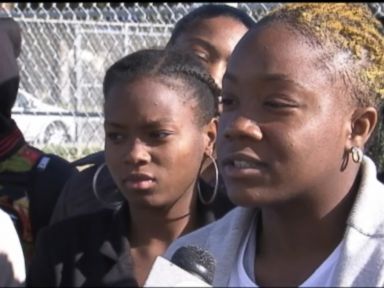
[92,162,123,209]
[350,146,363,164]
[198,154,219,205]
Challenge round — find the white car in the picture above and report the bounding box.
[11,89,76,145]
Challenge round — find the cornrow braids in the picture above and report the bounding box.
[103,48,220,125]
[167,4,255,47]
[257,3,384,109]
[160,59,221,122]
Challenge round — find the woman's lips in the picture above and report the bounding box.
[123,173,156,190]
[221,153,268,179]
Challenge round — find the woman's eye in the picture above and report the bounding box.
[193,51,210,63]
[106,132,124,142]
[221,97,235,106]
[149,131,172,140]
[263,99,298,109]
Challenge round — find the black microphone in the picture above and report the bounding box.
[144,245,216,287]
[171,245,216,285]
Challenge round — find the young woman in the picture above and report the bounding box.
[166,4,255,90]
[165,3,384,287]
[50,4,255,224]
[28,48,222,286]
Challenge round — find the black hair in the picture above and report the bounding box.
[0,17,21,121]
[0,77,19,118]
[166,4,255,47]
[103,48,221,125]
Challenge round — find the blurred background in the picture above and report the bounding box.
[1,2,384,169]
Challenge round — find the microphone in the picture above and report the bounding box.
[144,245,216,287]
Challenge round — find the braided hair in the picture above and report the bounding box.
[103,48,221,125]
[167,4,255,48]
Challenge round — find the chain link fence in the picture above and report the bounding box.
[1,3,384,165]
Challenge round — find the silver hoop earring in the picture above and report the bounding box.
[92,162,123,209]
[350,146,363,164]
[198,154,219,205]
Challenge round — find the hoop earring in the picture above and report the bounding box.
[350,146,363,164]
[198,154,219,205]
[92,162,123,209]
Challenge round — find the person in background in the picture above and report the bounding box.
[165,3,384,286]
[166,4,255,92]
[0,208,25,287]
[0,17,78,266]
[50,3,255,224]
[28,48,223,286]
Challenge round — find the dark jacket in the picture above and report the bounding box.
[27,205,137,287]
[28,191,233,287]
[0,123,78,264]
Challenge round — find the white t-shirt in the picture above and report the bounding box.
[228,216,342,287]
[0,209,26,287]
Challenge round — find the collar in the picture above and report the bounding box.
[345,156,384,237]
[76,204,137,286]
[99,201,132,261]
[99,204,137,286]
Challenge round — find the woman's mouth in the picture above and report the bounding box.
[123,173,156,190]
[221,154,268,178]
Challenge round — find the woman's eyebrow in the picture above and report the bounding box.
[223,72,306,91]
[260,74,306,90]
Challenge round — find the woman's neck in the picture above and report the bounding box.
[254,165,361,286]
[129,203,198,248]
[261,170,359,255]
[128,194,199,287]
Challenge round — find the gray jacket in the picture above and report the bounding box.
[164,157,384,287]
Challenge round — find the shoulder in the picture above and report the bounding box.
[348,157,384,237]
[29,208,127,286]
[35,209,116,258]
[72,151,105,167]
[165,207,253,259]
[41,209,115,239]
[61,162,98,193]
[59,152,107,195]
[23,143,78,177]
[38,153,77,173]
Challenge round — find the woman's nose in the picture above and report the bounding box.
[124,138,150,165]
[223,115,263,141]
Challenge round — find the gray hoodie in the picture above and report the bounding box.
[165,156,384,287]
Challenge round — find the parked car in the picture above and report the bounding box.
[11,89,76,145]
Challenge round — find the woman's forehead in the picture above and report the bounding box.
[224,24,350,100]
[228,25,321,75]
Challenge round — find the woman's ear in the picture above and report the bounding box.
[203,117,218,156]
[348,107,378,148]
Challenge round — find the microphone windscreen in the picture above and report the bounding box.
[143,256,211,287]
[171,245,216,285]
